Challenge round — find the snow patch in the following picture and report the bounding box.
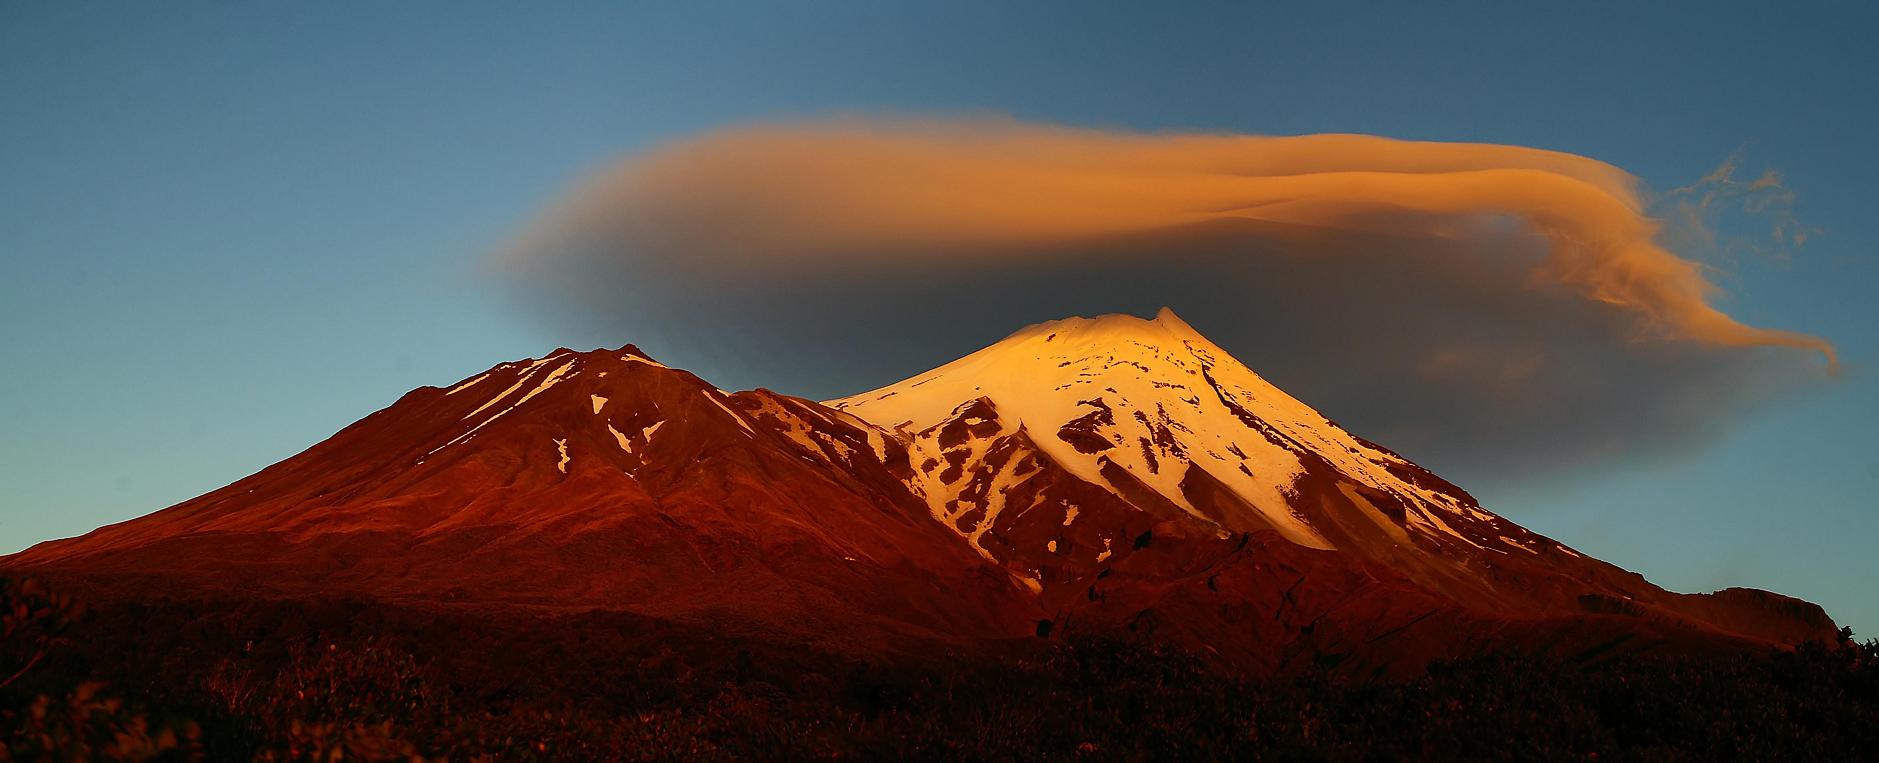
[702,392,755,434]
[463,371,539,420]
[432,360,579,454]
[444,373,490,395]
[590,394,608,414]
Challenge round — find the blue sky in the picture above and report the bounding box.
[3,2,1875,633]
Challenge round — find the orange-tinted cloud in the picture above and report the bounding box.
[507,117,1832,363]
[499,117,1834,487]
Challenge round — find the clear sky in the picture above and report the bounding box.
[3,2,1875,634]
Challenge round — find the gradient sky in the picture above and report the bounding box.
[3,2,1875,634]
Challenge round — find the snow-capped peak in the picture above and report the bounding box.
[827,308,1499,553]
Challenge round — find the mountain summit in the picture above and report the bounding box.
[4,343,1038,651]
[4,310,1836,672]
[829,307,1495,557]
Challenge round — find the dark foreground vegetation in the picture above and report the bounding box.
[3,578,1875,761]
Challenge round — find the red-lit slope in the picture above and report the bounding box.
[827,309,1838,660]
[4,314,1836,671]
[4,346,1042,650]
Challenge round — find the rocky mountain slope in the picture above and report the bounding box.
[3,310,1836,671]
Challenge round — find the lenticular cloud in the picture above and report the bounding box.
[507,117,1831,363]
[498,117,1834,488]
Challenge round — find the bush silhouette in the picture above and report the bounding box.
[4,578,1876,760]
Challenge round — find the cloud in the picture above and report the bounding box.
[498,117,1834,489]
[1656,151,1821,264]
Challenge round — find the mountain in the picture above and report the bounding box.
[827,309,1838,669]
[1,345,1040,653]
[3,310,1836,672]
